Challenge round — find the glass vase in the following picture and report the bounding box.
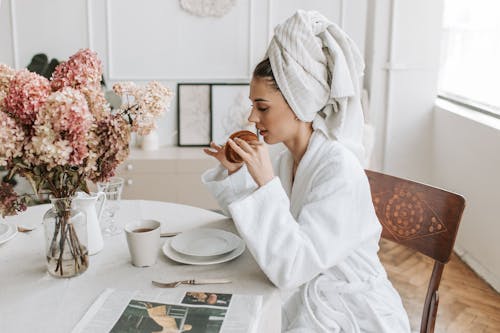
[43,197,89,278]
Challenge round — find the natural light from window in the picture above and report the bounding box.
[438,0,500,115]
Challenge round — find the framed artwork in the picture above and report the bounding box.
[211,83,254,145]
[177,84,212,146]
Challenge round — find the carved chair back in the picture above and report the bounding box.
[366,170,466,333]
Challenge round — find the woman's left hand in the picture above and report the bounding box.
[227,138,274,187]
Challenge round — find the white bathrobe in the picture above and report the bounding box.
[202,129,411,332]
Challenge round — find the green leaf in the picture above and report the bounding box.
[26,53,60,79]
[24,173,39,196]
[46,59,59,78]
[72,172,78,186]
[7,166,18,180]
[26,54,48,76]
[14,161,28,169]
[80,180,90,194]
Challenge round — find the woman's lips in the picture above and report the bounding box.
[259,129,268,136]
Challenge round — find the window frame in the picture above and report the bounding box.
[437,91,500,120]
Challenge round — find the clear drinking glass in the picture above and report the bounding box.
[97,177,124,236]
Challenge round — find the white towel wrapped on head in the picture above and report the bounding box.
[266,9,366,162]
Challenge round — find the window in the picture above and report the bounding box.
[438,0,500,117]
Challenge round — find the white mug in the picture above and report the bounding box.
[124,219,161,267]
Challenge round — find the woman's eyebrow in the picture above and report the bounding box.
[253,98,270,102]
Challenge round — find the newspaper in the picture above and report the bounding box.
[72,288,263,333]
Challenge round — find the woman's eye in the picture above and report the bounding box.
[251,105,268,112]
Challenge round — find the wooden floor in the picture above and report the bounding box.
[379,239,500,333]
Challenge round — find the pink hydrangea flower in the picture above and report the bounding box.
[3,69,50,126]
[81,87,110,122]
[88,115,130,182]
[28,87,93,168]
[0,48,173,214]
[113,81,173,136]
[0,64,15,104]
[0,111,24,166]
[51,48,103,91]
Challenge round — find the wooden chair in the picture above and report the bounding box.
[365,170,466,333]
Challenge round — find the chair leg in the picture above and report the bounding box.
[420,261,444,333]
[426,291,439,333]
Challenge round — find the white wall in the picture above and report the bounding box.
[365,0,443,182]
[433,100,500,291]
[0,0,367,147]
[367,0,500,291]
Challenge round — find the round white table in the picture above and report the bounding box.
[0,200,280,333]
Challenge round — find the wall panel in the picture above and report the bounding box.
[0,0,14,65]
[11,0,88,68]
[107,0,251,80]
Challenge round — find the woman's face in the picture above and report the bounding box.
[248,77,299,144]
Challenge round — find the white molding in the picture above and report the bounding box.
[382,0,397,171]
[454,244,500,292]
[267,0,273,41]
[247,0,253,77]
[106,0,252,81]
[9,0,19,68]
[339,0,345,29]
[105,0,112,81]
[383,62,436,71]
[86,0,93,49]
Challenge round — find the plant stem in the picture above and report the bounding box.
[55,213,68,275]
[49,217,61,257]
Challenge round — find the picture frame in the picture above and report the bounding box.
[211,83,254,145]
[177,83,212,147]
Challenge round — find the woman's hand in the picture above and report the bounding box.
[226,138,274,187]
[203,142,243,175]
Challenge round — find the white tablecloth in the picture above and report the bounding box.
[0,200,280,333]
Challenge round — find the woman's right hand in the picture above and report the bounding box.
[203,142,243,175]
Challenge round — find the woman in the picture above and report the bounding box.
[202,10,410,332]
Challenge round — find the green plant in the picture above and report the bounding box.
[27,53,60,79]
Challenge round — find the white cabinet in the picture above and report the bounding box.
[115,147,219,210]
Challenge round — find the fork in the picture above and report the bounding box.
[152,278,231,288]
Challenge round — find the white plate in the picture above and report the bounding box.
[170,228,242,257]
[0,224,17,245]
[162,238,245,265]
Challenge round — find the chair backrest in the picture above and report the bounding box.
[365,170,466,333]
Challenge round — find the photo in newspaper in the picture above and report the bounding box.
[182,292,232,308]
[110,299,227,333]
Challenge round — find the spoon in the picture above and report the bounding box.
[17,225,36,233]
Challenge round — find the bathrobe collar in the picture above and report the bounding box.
[281,130,328,219]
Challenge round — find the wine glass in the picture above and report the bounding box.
[97,177,124,236]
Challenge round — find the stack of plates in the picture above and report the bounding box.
[0,224,17,246]
[162,228,245,265]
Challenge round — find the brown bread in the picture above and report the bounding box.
[225,130,258,163]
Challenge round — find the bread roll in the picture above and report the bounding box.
[225,130,258,163]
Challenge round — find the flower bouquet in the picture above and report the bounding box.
[0,49,173,277]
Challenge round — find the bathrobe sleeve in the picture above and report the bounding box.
[201,163,258,216]
[228,158,380,290]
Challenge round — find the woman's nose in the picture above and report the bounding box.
[248,108,258,123]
